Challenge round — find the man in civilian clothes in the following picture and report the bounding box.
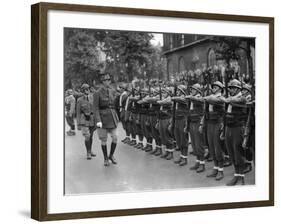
[93,73,119,167]
[76,84,96,160]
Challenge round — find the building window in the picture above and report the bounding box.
[208,48,216,67]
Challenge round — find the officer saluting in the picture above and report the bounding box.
[93,72,119,166]
[76,84,96,160]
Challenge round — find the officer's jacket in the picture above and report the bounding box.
[93,85,119,129]
[76,94,95,127]
[65,95,75,114]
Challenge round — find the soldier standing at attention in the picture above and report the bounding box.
[223,79,248,185]
[76,84,96,160]
[65,89,76,136]
[203,81,225,180]
[171,85,189,166]
[94,73,119,166]
[187,83,206,173]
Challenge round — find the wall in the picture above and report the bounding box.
[0,0,280,224]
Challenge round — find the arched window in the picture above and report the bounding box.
[178,56,185,72]
[207,48,216,67]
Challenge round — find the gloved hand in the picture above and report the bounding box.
[96,122,102,128]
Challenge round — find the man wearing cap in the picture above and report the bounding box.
[65,89,76,136]
[187,83,206,173]
[93,73,119,166]
[203,81,225,180]
[76,84,96,160]
[223,79,248,185]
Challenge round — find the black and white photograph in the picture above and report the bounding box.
[64,28,255,195]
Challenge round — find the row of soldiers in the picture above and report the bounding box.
[118,76,255,186]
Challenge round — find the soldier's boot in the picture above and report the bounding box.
[154,146,162,156]
[161,150,169,159]
[196,162,205,173]
[226,175,240,186]
[150,147,158,155]
[128,139,137,146]
[179,158,188,166]
[109,142,117,165]
[190,162,200,170]
[101,145,110,166]
[206,168,218,178]
[243,162,252,174]
[145,144,153,152]
[166,151,173,160]
[124,137,131,144]
[174,157,182,164]
[215,171,224,181]
[134,142,143,149]
[122,137,130,143]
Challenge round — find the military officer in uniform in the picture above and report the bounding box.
[93,73,119,166]
[76,84,96,160]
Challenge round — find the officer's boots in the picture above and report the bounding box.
[85,140,92,160]
[101,145,109,166]
[109,142,117,164]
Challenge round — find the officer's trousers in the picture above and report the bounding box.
[225,125,245,173]
[174,117,188,156]
[189,121,205,161]
[207,121,224,168]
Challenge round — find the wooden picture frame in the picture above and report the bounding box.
[31,2,274,221]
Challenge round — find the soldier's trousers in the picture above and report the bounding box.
[66,115,75,130]
[189,121,205,161]
[225,125,245,174]
[120,110,130,137]
[150,115,161,146]
[207,121,224,168]
[174,117,188,156]
[141,114,153,144]
[128,112,136,140]
[159,118,174,149]
[134,113,144,141]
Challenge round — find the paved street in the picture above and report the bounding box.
[65,122,255,195]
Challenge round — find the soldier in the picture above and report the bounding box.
[157,85,175,160]
[187,83,206,173]
[76,84,96,160]
[223,79,248,185]
[203,81,225,180]
[65,89,76,136]
[93,73,119,166]
[171,85,189,166]
[119,83,131,144]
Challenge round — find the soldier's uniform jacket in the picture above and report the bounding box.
[173,97,189,120]
[76,94,95,127]
[158,99,173,120]
[65,94,75,115]
[205,92,224,122]
[225,92,248,127]
[93,85,119,129]
[189,94,204,123]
